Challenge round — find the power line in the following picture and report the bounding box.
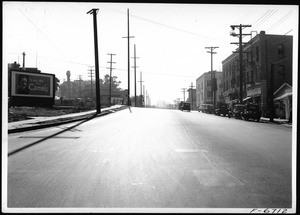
[109,9,220,42]
[18,9,72,65]
[253,9,278,29]
[252,9,272,27]
[266,10,294,32]
[17,9,84,74]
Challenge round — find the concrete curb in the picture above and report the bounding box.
[259,118,292,127]
[8,106,128,134]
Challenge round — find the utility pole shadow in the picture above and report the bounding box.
[8,114,98,157]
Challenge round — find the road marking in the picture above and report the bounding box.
[19,136,80,139]
[193,169,244,187]
[174,149,208,153]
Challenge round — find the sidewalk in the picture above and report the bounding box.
[8,105,128,134]
[260,117,293,128]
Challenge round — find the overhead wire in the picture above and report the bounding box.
[266,10,294,32]
[17,8,84,74]
[253,9,278,29]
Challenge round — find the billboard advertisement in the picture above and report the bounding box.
[11,70,54,98]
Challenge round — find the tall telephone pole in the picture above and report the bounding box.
[87,8,101,114]
[205,46,219,107]
[230,24,252,104]
[77,75,83,98]
[138,71,144,97]
[131,44,139,107]
[189,82,194,110]
[22,52,26,68]
[87,66,94,99]
[107,53,116,106]
[181,88,187,102]
[122,9,135,106]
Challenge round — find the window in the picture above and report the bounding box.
[251,70,254,83]
[256,46,259,62]
[207,91,212,97]
[278,44,284,59]
[278,65,285,80]
[207,79,211,86]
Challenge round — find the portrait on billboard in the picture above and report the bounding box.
[16,74,30,94]
[11,70,54,98]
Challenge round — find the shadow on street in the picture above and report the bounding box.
[8,114,98,157]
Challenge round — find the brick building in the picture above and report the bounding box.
[196,71,223,108]
[221,31,292,118]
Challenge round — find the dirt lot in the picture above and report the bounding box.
[8,106,89,123]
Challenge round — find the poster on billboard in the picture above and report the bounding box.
[11,70,54,98]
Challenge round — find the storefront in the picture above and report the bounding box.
[273,83,292,120]
[245,84,262,108]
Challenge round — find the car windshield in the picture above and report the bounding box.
[247,104,258,110]
[220,104,228,108]
[235,105,245,110]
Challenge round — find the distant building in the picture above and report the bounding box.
[59,71,127,106]
[187,88,196,110]
[221,31,292,118]
[196,71,223,108]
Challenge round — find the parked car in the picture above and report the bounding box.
[180,102,191,112]
[198,104,214,114]
[231,104,245,119]
[242,103,262,122]
[215,103,229,116]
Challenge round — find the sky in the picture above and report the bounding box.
[3,2,299,105]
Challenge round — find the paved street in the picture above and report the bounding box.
[7,107,293,210]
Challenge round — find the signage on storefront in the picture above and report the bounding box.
[247,87,261,97]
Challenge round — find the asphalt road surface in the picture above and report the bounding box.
[6,107,293,211]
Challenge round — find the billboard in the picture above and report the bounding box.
[11,70,54,98]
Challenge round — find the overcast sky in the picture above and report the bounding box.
[3,2,298,104]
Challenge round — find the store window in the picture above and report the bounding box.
[278,44,284,59]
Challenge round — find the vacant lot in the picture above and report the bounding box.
[8,106,89,122]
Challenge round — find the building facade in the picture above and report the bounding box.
[222,31,292,118]
[187,88,196,110]
[196,71,223,108]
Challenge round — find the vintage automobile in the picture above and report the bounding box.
[231,104,245,119]
[215,102,229,117]
[198,104,214,114]
[242,103,262,122]
[180,102,191,112]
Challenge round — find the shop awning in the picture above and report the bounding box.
[243,97,251,102]
[274,92,292,101]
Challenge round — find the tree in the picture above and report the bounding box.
[55,77,60,92]
[101,74,122,92]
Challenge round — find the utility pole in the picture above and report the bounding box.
[230,24,252,104]
[189,82,194,110]
[107,53,116,106]
[181,88,187,102]
[131,44,139,107]
[87,8,101,114]
[77,75,83,98]
[146,90,148,107]
[122,9,135,106]
[205,46,219,107]
[87,66,95,99]
[138,71,144,96]
[269,64,275,122]
[22,52,26,68]
[143,85,146,106]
